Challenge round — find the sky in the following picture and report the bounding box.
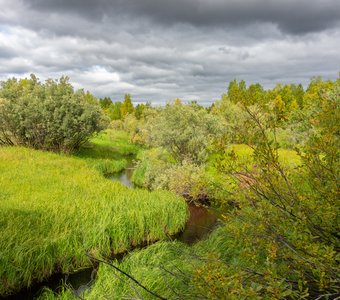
[0,0,339,105]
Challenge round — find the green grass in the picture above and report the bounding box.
[75,130,142,175]
[77,226,229,300]
[229,144,301,167]
[208,144,301,171]
[0,146,188,296]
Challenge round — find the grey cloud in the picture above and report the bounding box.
[26,0,340,35]
[0,0,339,105]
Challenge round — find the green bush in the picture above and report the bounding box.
[144,101,224,164]
[0,74,108,153]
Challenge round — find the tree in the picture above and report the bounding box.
[107,101,122,120]
[144,101,224,164]
[99,97,113,109]
[228,79,247,104]
[120,94,134,117]
[0,74,108,153]
[135,103,146,119]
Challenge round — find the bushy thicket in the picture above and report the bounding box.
[212,78,340,298]
[133,149,232,204]
[0,74,108,153]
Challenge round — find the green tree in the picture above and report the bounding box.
[99,97,113,109]
[120,94,134,117]
[107,101,122,120]
[214,79,339,298]
[0,74,108,153]
[135,103,146,119]
[145,101,224,163]
[228,79,247,104]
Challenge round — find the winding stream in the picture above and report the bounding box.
[3,166,218,299]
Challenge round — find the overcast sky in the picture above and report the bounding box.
[0,0,339,105]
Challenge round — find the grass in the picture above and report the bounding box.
[208,144,301,171]
[73,226,229,300]
[75,130,142,175]
[229,144,301,167]
[0,143,187,295]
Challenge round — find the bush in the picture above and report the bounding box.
[144,101,224,164]
[133,150,233,204]
[0,74,108,153]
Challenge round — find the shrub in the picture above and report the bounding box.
[0,74,108,153]
[144,101,224,164]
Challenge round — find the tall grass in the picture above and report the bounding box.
[81,226,230,300]
[0,146,187,296]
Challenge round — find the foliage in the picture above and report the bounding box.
[98,97,113,110]
[135,103,147,119]
[2,74,339,299]
[0,74,108,153]
[144,101,224,164]
[107,101,122,120]
[75,129,141,175]
[120,94,135,118]
[131,148,176,188]
[82,225,297,300]
[215,80,340,298]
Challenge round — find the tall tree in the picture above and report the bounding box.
[120,94,134,117]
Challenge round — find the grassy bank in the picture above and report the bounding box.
[75,130,142,175]
[0,146,187,296]
[64,226,230,300]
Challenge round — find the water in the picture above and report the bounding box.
[1,266,97,300]
[108,167,134,188]
[177,203,219,245]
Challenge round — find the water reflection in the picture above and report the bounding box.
[109,166,134,188]
[177,204,219,245]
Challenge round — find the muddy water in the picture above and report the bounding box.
[3,167,219,299]
[177,203,219,244]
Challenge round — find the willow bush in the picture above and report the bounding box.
[0,74,108,153]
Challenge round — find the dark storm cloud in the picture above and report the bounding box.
[0,0,339,104]
[27,0,340,35]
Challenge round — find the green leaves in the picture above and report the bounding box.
[144,102,224,164]
[0,75,108,153]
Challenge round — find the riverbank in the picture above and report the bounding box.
[0,137,188,297]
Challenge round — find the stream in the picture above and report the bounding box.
[3,166,219,299]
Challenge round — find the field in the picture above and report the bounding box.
[0,132,188,296]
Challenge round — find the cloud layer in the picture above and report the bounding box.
[0,0,339,104]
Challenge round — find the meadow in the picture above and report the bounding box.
[0,132,188,296]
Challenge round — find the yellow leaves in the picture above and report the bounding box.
[267,243,278,260]
[274,95,285,112]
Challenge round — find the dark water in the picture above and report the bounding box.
[1,267,96,300]
[4,167,219,299]
[177,203,219,245]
